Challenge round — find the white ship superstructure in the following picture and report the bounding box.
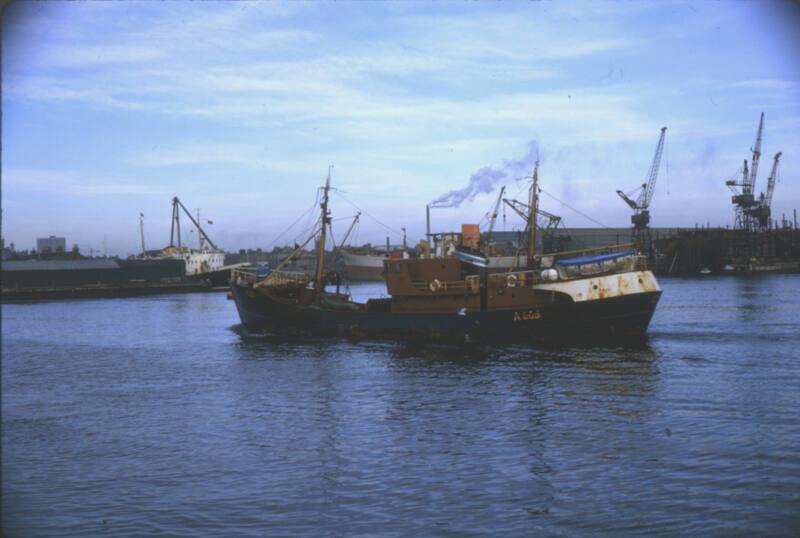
[162,196,226,278]
[169,248,225,276]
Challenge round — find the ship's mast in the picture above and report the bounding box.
[139,213,146,256]
[314,167,332,293]
[527,161,539,266]
[171,197,218,251]
[170,198,182,248]
[197,209,203,249]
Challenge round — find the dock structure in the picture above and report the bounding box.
[488,228,684,254]
[491,224,800,276]
[653,226,800,275]
[0,258,211,302]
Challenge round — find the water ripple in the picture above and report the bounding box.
[3,277,800,536]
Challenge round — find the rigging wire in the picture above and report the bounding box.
[540,189,612,229]
[333,191,404,237]
[290,218,322,246]
[328,222,337,249]
[509,176,529,201]
[266,191,320,250]
[300,188,324,238]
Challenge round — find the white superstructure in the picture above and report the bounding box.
[161,196,226,277]
[175,249,226,276]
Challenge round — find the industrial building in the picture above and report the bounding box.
[36,236,66,254]
[0,258,201,301]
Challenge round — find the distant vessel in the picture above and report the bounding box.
[164,246,225,277]
[340,249,389,281]
[340,223,410,281]
[230,164,662,343]
[152,197,230,285]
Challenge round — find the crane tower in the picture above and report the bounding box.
[725,113,764,232]
[616,126,667,254]
[750,152,782,231]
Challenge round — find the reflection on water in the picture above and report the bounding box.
[3,276,800,536]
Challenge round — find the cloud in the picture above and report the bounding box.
[44,45,164,68]
[3,2,799,249]
[131,142,265,167]
[3,168,163,197]
[2,3,638,127]
[731,79,796,91]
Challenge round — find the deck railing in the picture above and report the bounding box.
[412,253,648,294]
[231,268,311,288]
[256,271,310,288]
[488,270,542,287]
[231,268,258,286]
[539,243,635,263]
[410,274,481,294]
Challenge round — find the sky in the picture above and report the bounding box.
[2,0,799,256]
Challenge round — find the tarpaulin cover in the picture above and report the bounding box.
[555,250,634,267]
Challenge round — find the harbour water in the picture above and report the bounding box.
[3,276,799,536]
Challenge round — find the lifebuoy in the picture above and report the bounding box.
[429,279,442,292]
[506,274,518,288]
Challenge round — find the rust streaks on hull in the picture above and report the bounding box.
[536,271,660,303]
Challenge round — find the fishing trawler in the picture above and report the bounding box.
[230,165,662,343]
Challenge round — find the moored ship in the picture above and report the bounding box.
[162,197,225,277]
[152,197,244,287]
[230,165,662,343]
[339,249,399,281]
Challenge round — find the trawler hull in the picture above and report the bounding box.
[229,280,661,343]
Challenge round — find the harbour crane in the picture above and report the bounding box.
[764,152,782,210]
[748,112,764,195]
[725,113,764,232]
[751,152,782,231]
[616,126,667,252]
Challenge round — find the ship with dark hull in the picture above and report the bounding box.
[142,197,246,288]
[230,165,662,343]
[230,259,660,343]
